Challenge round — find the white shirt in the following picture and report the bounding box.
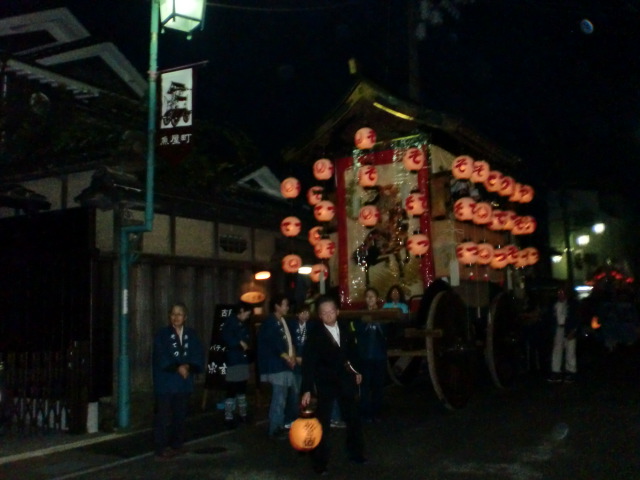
[324,323,340,346]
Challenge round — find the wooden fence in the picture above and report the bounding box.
[0,342,89,435]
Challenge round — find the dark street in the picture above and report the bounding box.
[3,344,639,480]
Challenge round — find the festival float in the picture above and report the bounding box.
[281,79,542,409]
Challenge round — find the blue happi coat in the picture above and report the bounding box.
[152,325,205,394]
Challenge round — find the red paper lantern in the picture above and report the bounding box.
[476,242,495,265]
[354,127,377,149]
[282,254,302,273]
[314,200,335,222]
[308,226,323,246]
[280,177,301,199]
[498,176,515,197]
[484,170,503,193]
[456,241,478,265]
[309,263,328,283]
[358,205,380,227]
[509,183,522,202]
[314,238,336,259]
[402,147,426,171]
[313,158,334,181]
[490,247,509,269]
[405,192,427,216]
[289,417,323,451]
[453,197,475,221]
[504,244,519,265]
[472,201,493,225]
[452,155,474,179]
[471,160,490,183]
[407,233,430,256]
[358,165,378,187]
[307,186,324,206]
[280,216,301,237]
[519,184,535,203]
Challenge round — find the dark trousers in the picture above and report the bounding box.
[154,392,189,455]
[311,386,364,469]
[360,357,386,420]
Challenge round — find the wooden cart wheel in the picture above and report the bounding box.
[484,292,521,388]
[426,290,476,410]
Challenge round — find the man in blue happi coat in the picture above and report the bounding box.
[152,302,204,460]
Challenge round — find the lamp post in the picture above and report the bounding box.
[117,0,205,430]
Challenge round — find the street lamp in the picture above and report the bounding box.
[160,0,206,34]
[118,0,204,430]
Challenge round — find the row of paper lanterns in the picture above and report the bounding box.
[279,127,433,280]
[456,242,540,269]
[453,197,537,234]
[451,155,535,203]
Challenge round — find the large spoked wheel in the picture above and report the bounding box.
[485,292,521,388]
[426,290,476,410]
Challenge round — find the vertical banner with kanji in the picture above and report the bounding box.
[158,67,194,166]
[205,304,236,389]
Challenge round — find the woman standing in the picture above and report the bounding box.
[353,287,387,423]
[221,301,253,428]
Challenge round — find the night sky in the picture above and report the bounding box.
[6,0,640,203]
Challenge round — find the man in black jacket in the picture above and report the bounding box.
[301,295,366,475]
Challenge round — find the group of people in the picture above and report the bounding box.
[150,285,409,474]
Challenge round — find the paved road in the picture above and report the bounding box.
[2,345,639,480]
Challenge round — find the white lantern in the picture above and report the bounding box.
[402,147,426,171]
[488,209,507,231]
[354,127,377,149]
[504,244,519,265]
[307,186,324,206]
[407,233,430,256]
[476,242,494,265]
[456,241,478,265]
[503,210,517,231]
[512,216,527,235]
[471,160,490,183]
[314,200,335,222]
[282,254,302,273]
[358,165,378,187]
[405,192,427,216]
[523,216,537,234]
[280,177,301,199]
[484,170,503,193]
[498,176,516,197]
[519,184,535,203]
[451,155,474,179]
[308,226,323,246]
[313,158,334,181]
[472,201,493,225]
[453,197,475,221]
[314,239,336,259]
[509,183,523,202]
[490,247,509,269]
[514,249,529,268]
[280,216,301,237]
[309,263,329,283]
[159,0,205,33]
[358,205,380,227]
[526,247,540,265]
